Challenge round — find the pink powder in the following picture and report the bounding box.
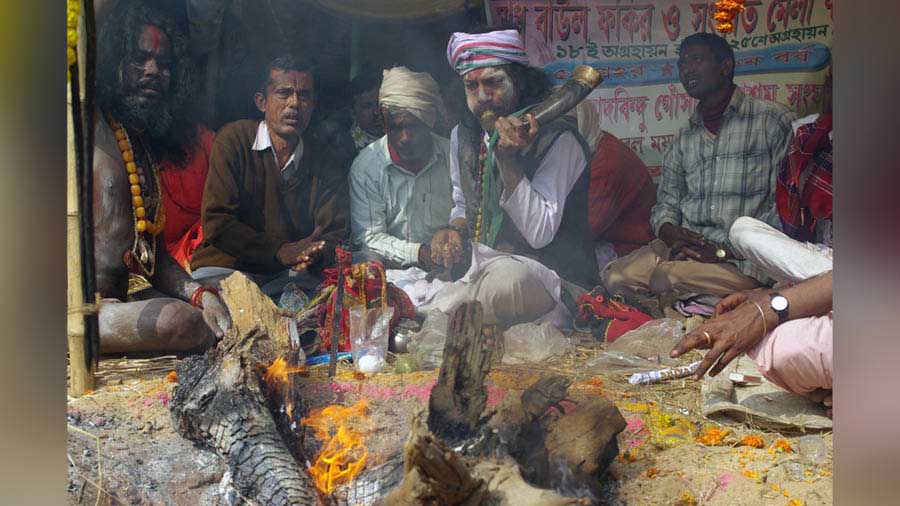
[623,417,648,449]
[626,418,645,432]
[719,473,734,488]
[313,381,508,407]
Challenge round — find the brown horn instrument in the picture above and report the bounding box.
[480,65,603,128]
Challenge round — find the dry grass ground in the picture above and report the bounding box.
[67,345,832,505]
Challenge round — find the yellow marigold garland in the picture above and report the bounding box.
[714,0,746,34]
[67,0,80,80]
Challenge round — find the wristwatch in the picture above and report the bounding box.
[715,244,727,261]
[769,293,790,324]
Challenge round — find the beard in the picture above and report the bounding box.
[116,93,174,142]
[110,91,192,164]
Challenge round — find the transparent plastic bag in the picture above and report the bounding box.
[501,322,573,365]
[582,318,684,373]
[407,310,449,370]
[349,305,394,373]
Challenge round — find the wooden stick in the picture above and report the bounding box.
[328,272,344,377]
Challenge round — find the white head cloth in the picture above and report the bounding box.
[378,66,445,129]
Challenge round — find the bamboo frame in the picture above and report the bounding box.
[68,0,99,396]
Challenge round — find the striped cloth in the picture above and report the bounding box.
[447,29,529,75]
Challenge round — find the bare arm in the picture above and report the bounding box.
[150,238,232,338]
[671,270,832,379]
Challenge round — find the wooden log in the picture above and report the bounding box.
[427,301,491,439]
[377,413,591,506]
[171,272,318,505]
[377,413,483,506]
[542,398,626,493]
[218,271,295,359]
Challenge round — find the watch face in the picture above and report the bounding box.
[771,295,789,312]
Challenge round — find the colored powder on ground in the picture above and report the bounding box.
[719,473,734,488]
[623,417,648,449]
[318,380,509,407]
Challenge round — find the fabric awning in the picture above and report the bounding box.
[301,0,475,20]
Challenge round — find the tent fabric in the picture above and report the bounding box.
[302,0,470,20]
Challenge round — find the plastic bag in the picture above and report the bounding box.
[501,322,573,364]
[581,318,684,373]
[606,318,683,361]
[349,305,394,374]
[407,310,449,370]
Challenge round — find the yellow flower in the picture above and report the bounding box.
[675,491,697,506]
[67,0,81,79]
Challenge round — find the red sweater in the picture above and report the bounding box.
[158,125,214,270]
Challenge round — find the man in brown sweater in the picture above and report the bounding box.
[191,55,349,294]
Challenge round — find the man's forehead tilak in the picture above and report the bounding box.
[464,66,509,83]
[146,25,161,51]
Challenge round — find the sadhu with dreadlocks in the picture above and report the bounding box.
[93,1,231,354]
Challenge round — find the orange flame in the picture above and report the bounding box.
[301,400,370,494]
[263,356,306,386]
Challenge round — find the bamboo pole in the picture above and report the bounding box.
[68,0,99,396]
[68,84,94,395]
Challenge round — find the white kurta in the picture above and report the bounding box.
[387,130,582,327]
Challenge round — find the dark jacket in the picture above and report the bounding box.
[191,119,349,274]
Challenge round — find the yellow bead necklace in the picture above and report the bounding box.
[473,144,487,243]
[109,117,166,236]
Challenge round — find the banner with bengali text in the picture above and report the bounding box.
[486,0,833,175]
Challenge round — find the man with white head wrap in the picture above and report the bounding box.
[348,66,453,267]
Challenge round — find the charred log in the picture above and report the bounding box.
[169,273,319,505]
[378,413,592,506]
[171,347,318,505]
[427,301,492,441]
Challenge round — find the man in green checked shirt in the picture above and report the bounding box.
[602,33,796,303]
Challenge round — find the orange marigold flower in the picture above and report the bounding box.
[618,451,639,463]
[740,434,765,448]
[773,439,794,453]
[166,371,178,383]
[695,427,729,445]
[646,467,659,479]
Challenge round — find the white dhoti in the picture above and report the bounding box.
[411,244,569,328]
[729,216,833,284]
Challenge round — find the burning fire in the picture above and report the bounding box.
[263,356,306,385]
[262,356,307,420]
[301,400,370,494]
